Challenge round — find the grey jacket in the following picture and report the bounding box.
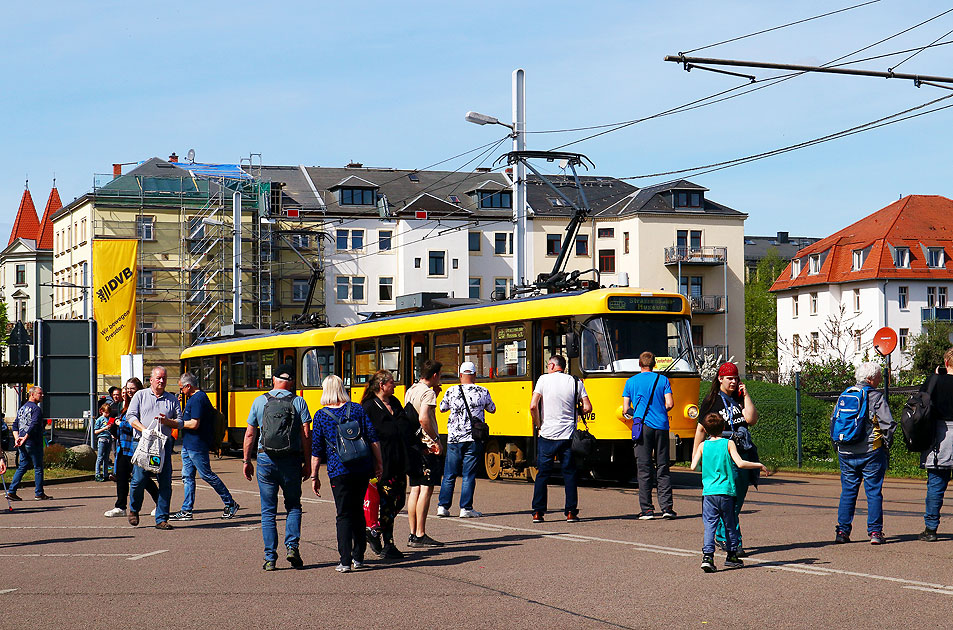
[922,421,953,469]
[837,384,896,456]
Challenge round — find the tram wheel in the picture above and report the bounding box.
[484,439,502,480]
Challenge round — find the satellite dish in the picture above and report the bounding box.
[187,149,196,164]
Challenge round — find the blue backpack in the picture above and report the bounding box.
[830,385,871,445]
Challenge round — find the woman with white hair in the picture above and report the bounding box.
[833,362,896,546]
[311,375,383,573]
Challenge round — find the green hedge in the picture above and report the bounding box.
[702,381,925,477]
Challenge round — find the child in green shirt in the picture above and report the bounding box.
[691,413,769,572]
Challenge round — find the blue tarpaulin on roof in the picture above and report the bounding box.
[135,161,253,180]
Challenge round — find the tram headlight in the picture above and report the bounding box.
[686,404,699,420]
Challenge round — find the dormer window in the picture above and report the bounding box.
[852,249,865,271]
[674,191,703,208]
[928,247,945,268]
[791,259,802,278]
[340,187,377,205]
[893,247,910,268]
[808,254,821,275]
[480,191,512,208]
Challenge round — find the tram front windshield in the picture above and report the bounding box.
[580,315,697,374]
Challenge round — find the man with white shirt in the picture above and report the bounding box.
[530,355,591,523]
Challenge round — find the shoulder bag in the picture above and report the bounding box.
[631,374,661,442]
[131,427,168,474]
[571,376,596,460]
[324,404,371,465]
[459,385,489,443]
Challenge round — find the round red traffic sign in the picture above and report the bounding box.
[872,327,898,356]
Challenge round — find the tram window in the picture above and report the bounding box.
[581,320,611,372]
[434,331,461,381]
[230,354,246,390]
[379,336,401,381]
[495,324,527,377]
[463,327,492,378]
[202,357,217,391]
[301,348,334,387]
[411,338,429,380]
[354,340,377,385]
[244,352,261,389]
[259,350,276,387]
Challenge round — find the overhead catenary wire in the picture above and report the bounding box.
[888,25,953,71]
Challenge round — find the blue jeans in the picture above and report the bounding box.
[703,494,740,554]
[925,468,952,531]
[837,447,887,535]
[532,437,577,515]
[256,452,303,563]
[439,441,483,511]
[716,469,749,546]
[9,440,44,496]
[96,439,112,478]
[180,447,234,512]
[130,438,174,523]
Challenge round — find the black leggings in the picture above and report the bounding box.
[330,474,370,565]
[378,475,407,546]
[114,453,158,510]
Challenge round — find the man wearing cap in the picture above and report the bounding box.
[243,362,312,571]
[436,361,496,518]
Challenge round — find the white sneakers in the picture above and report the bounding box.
[436,506,451,517]
[104,507,126,517]
[150,508,156,517]
[459,509,483,518]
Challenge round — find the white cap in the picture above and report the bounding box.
[459,361,477,375]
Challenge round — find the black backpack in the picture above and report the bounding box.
[260,393,302,456]
[900,375,938,452]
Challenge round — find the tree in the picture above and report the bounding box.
[0,302,8,350]
[908,320,953,380]
[745,248,787,379]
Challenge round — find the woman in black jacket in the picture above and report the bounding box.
[361,370,414,559]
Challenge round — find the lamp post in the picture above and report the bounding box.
[465,68,527,294]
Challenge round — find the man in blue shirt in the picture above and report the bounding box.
[7,386,51,501]
[243,363,312,571]
[169,372,239,522]
[622,351,674,520]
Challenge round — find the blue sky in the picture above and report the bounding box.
[3,1,953,240]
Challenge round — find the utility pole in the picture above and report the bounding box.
[512,69,527,289]
[232,191,242,325]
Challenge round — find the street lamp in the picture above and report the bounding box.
[465,111,513,130]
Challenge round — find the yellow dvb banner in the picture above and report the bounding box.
[93,239,138,375]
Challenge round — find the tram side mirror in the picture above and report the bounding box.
[566,331,580,359]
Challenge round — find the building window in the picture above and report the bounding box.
[428,251,446,276]
[810,292,818,315]
[136,216,155,241]
[894,247,910,268]
[900,328,909,352]
[680,276,703,298]
[336,276,366,302]
[598,249,616,273]
[597,227,614,239]
[14,264,25,285]
[792,259,802,278]
[139,323,156,349]
[493,278,512,300]
[809,254,821,275]
[928,247,945,268]
[469,277,481,299]
[336,229,364,251]
[80,218,87,242]
[546,234,561,256]
[941,287,948,308]
[575,234,588,256]
[898,285,908,310]
[494,232,512,255]
[290,234,310,249]
[188,271,206,304]
[340,188,377,205]
[852,250,865,271]
[378,230,392,252]
[690,230,702,250]
[810,331,819,353]
[292,279,309,302]
[792,295,799,318]
[675,191,702,208]
[854,330,862,353]
[379,277,394,302]
[138,270,155,295]
[468,232,481,253]
[928,286,937,308]
[853,288,861,312]
[623,232,629,254]
[792,334,800,358]
[480,191,512,208]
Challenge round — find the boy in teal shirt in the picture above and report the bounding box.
[691,413,768,572]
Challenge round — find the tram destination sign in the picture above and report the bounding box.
[607,295,684,313]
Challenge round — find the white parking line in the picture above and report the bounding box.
[0,589,18,595]
[0,526,129,530]
[0,553,132,558]
[127,550,168,561]
[903,586,953,596]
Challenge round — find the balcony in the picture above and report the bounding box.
[664,246,727,266]
[922,307,953,322]
[690,294,727,314]
[695,345,728,365]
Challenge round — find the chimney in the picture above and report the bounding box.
[475,167,491,173]
[169,152,179,163]
[113,164,122,179]
[345,161,363,168]
[777,231,789,244]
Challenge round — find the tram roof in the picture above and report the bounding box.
[180,326,340,359]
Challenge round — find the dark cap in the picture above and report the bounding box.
[275,363,295,381]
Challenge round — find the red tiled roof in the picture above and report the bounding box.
[8,188,40,246]
[770,195,953,292]
[36,187,61,250]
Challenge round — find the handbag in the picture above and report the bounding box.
[458,385,489,443]
[631,374,661,442]
[131,427,167,474]
[324,404,371,465]
[571,376,596,459]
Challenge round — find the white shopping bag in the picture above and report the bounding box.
[131,428,168,474]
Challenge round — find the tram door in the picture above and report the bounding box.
[406,333,429,383]
[217,356,230,443]
[538,319,571,376]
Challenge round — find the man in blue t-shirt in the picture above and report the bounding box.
[622,351,674,520]
[7,386,51,501]
[169,372,239,522]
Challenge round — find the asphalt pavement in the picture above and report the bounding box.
[2,456,952,629]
